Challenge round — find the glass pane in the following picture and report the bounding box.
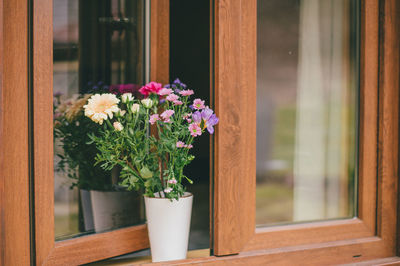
[256,0,359,226]
[53,0,147,240]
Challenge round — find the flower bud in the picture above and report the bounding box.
[113,121,124,131]
[131,103,140,113]
[121,93,134,103]
[141,98,153,109]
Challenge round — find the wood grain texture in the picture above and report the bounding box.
[376,0,400,254]
[212,0,257,255]
[0,1,4,264]
[212,0,398,260]
[0,0,31,265]
[150,0,169,84]
[243,219,372,251]
[34,0,168,264]
[46,225,149,266]
[358,0,379,234]
[33,0,55,264]
[145,237,391,266]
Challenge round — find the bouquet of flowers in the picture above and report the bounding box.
[53,82,141,190]
[84,79,218,199]
[54,93,113,190]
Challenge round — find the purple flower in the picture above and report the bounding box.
[205,114,219,134]
[192,108,219,134]
[201,107,213,120]
[192,111,202,124]
[173,78,187,89]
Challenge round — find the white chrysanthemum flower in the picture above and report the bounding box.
[121,93,134,103]
[131,103,140,113]
[83,93,120,124]
[113,122,124,131]
[141,98,153,109]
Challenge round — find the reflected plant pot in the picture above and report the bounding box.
[90,190,144,233]
[80,189,95,232]
[144,192,193,263]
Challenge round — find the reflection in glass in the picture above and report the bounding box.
[53,0,146,240]
[256,0,359,226]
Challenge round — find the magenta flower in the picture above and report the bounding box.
[139,82,162,97]
[179,90,194,96]
[189,123,202,137]
[193,98,205,110]
[166,93,179,102]
[173,100,183,105]
[158,88,173,96]
[176,141,185,148]
[109,83,140,95]
[149,114,160,125]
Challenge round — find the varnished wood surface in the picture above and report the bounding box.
[0,0,31,265]
[47,225,149,266]
[243,218,372,251]
[212,0,399,262]
[34,0,169,264]
[212,0,257,256]
[150,0,169,84]
[377,0,399,254]
[33,0,55,264]
[358,0,379,235]
[146,237,390,266]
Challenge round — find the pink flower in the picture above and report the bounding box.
[166,93,179,102]
[179,90,194,96]
[164,187,173,193]
[161,109,174,123]
[176,141,185,148]
[189,123,202,137]
[193,98,205,110]
[139,82,162,97]
[186,118,192,123]
[158,88,173,96]
[184,144,193,149]
[168,178,177,184]
[173,100,183,105]
[161,109,174,119]
[183,113,192,119]
[149,114,160,125]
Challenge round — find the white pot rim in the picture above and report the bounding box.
[144,192,193,199]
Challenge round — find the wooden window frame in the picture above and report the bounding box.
[32,0,168,265]
[1,0,399,265]
[208,0,399,264]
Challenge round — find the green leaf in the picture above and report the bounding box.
[140,166,153,179]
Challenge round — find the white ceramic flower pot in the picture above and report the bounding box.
[90,190,144,233]
[80,189,94,232]
[144,192,193,263]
